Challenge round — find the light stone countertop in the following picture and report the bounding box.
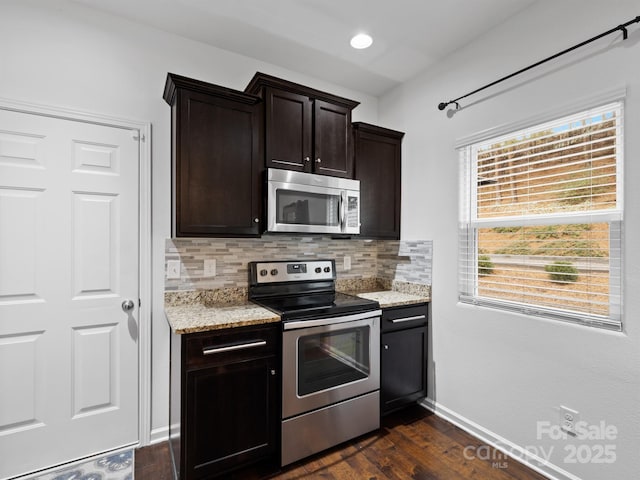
[354,290,430,308]
[339,278,431,308]
[165,301,280,334]
[165,279,430,334]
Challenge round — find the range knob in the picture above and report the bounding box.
[259,269,268,277]
[270,269,279,276]
[324,266,331,273]
[315,267,322,273]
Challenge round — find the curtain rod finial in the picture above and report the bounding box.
[438,101,461,111]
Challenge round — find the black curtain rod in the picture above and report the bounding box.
[437,15,640,112]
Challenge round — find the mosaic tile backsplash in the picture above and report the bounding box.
[165,236,432,292]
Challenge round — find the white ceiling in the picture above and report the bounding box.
[73,0,537,96]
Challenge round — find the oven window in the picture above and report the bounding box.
[297,326,370,396]
[276,189,340,226]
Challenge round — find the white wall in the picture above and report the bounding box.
[0,0,378,443]
[378,1,640,479]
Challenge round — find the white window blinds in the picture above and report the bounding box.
[459,102,623,330]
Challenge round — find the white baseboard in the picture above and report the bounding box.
[146,401,585,479]
[149,426,169,445]
[419,398,582,480]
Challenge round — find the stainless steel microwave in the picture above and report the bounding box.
[267,168,360,234]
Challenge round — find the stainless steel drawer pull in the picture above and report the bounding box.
[202,340,266,355]
[390,315,426,324]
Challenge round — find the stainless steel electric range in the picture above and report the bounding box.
[248,259,381,466]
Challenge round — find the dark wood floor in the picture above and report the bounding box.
[135,406,547,480]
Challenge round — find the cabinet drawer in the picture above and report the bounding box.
[184,324,279,369]
[381,304,428,332]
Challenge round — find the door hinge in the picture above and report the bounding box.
[138,298,142,308]
[132,132,146,142]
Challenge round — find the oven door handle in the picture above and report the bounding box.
[283,310,382,330]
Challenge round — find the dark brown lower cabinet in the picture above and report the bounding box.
[380,304,428,415]
[170,324,280,480]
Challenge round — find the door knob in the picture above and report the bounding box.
[122,299,135,312]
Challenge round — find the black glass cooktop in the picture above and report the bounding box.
[251,291,379,322]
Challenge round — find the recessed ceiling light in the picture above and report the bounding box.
[350,33,373,49]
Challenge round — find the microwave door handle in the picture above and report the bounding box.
[340,191,346,231]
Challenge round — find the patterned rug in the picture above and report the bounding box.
[27,449,133,480]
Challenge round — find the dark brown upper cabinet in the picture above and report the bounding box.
[246,72,359,179]
[164,73,263,237]
[353,122,404,240]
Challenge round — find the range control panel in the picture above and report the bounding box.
[251,260,335,284]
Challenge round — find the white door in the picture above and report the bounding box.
[0,109,140,479]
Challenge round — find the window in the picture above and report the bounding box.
[459,102,623,330]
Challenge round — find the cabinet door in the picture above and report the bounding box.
[185,356,278,479]
[381,327,427,415]
[354,125,402,239]
[176,90,262,236]
[314,100,353,178]
[265,87,312,172]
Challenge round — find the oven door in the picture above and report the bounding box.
[282,311,380,419]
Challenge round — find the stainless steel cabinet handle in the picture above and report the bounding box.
[122,299,135,312]
[270,369,276,376]
[383,345,389,350]
[304,156,311,163]
[202,340,266,355]
[316,157,322,163]
[253,217,260,223]
[390,315,426,324]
